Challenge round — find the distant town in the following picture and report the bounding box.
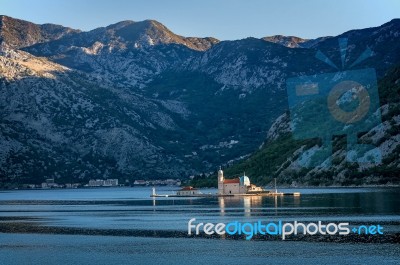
[19,178,183,189]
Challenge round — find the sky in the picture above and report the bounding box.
[1,0,399,40]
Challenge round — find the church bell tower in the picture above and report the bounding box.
[218,166,224,195]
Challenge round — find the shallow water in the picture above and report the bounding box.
[0,187,399,264]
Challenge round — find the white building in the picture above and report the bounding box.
[89,179,104,187]
[104,179,118,186]
[88,179,119,187]
[218,167,263,195]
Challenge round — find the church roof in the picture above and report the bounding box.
[223,178,240,184]
[240,175,250,182]
[179,186,197,191]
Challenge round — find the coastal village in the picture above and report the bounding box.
[19,177,183,189]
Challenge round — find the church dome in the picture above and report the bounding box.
[240,175,250,186]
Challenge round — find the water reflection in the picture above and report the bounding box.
[219,196,263,216]
[218,197,225,215]
[1,187,399,232]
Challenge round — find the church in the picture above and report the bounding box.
[217,167,264,195]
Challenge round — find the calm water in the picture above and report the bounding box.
[1,234,399,265]
[0,187,399,264]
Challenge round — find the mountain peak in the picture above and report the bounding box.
[0,16,219,51]
[262,35,308,48]
[90,19,219,51]
[105,20,135,30]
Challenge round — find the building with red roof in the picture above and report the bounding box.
[218,167,263,195]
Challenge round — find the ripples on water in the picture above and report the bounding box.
[0,187,399,264]
[0,187,399,230]
[1,234,399,265]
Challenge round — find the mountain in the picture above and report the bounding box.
[222,65,400,186]
[26,19,219,52]
[262,35,332,48]
[23,18,400,88]
[22,18,219,87]
[0,15,80,49]
[262,35,309,48]
[102,19,219,50]
[1,16,400,187]
[0,49,189,186]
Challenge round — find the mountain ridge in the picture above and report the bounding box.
[1,15,400,187]
[0,15,81,49]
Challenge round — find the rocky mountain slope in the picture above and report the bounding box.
[0,48,188,186]
[262,35,332,48]
[262,35,309,48]
[1,16,400,187]
[0,15,80,49]
[223,65,400,186]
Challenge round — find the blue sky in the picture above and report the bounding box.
[1,0,399,40]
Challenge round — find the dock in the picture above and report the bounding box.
[150,191,300,198]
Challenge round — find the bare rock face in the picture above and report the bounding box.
[1,16,400,186]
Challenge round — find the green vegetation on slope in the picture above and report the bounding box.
[191,66,400,187]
